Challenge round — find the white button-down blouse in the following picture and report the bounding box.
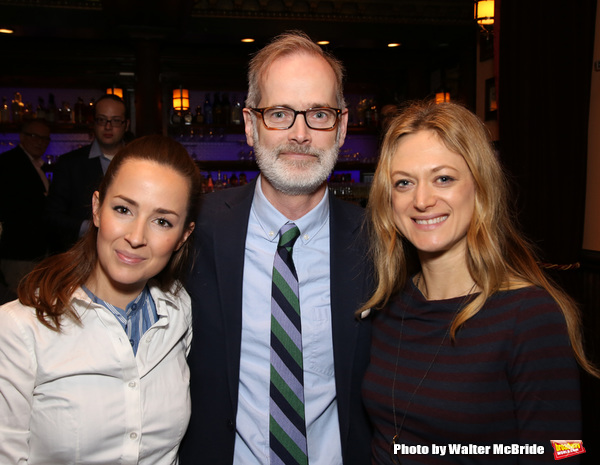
[0,284,192,465]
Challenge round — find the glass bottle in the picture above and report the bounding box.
[46,93,57,123]
[0,97,9,123]
[213,92,223,125]
[231,94,242,125]
[221,93,231,126]
[203,93,213,125]
[74,97,85,124]
[11,92,24,123]
[36,97,46,120]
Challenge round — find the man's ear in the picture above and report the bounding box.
[243,108,256,147]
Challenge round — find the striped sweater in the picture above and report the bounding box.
[362,281,581,464]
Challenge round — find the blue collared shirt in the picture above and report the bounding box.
[234,176,342,465]
[88,139,114,174]
[78,140,115,238]
[82,285,158,355]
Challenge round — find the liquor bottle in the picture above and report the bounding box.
[203,93,213,125]
[47,93,58,123]
[206,173,214,192]
[213,92,223,125]
[36,97,46,120]
[11,92,24,123]
[74,97,85,124]
[221,93,231,126]
[195,104,204,124]
[86,98,95,124]
[0,97,9,123]
[59,101,73,123]
[231,94,242,125]
[24,102,33,120]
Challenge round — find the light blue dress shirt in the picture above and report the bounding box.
[234,176,342,465]
[78,140,114,238]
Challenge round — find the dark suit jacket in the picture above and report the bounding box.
[0,145,48,260]
[44,144,103,254]
[180,180,373,465]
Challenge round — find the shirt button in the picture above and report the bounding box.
[303,234,309,240]
[131,304,137,310]
[130,432,138,440]
[129,339,135,346]
[268,231,275,237]
[128,381,137,388]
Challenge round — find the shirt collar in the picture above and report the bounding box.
[88,139,103,159]
[19,144,44,168]
[252,175,329,245]
[81,284,150,314]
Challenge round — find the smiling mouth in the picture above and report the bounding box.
[116,251,144,264]
[415,215,448,225]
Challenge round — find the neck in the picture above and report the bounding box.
[98,141,122,157]
[260,176,327,220]
[85,270,145,310]
[417,253,477,300]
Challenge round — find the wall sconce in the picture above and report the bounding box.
[106,86,123,99]
[474,0,494,34]
[173,87,190,112]
[435,91,451,104]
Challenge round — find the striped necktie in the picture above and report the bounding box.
[269,223,308,465]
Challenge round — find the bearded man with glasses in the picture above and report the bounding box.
[181,30,373,465]
[45,94,130,254]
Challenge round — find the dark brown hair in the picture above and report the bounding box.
[18,135,202,331]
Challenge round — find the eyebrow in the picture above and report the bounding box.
[392,165,460,176]
[115,195,180,216]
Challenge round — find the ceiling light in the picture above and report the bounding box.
[0,28,14,34]
[241,38,255,43]
[317,40,330,45]
[388,43,401,48]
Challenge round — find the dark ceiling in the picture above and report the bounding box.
[0,0,478,98]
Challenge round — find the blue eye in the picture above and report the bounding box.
[437,176,455,184]
[394,179,411,188]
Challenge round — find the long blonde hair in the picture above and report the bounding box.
[361,99,599,377]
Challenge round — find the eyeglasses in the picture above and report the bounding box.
[251,106,342,130]
[94,116,127,127]
[22,132,51,142]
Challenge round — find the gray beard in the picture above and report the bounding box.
[252,125,339,196]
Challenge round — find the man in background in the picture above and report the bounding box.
[44,94,129,253]
[181,31,372,465]
[0,118,51,292]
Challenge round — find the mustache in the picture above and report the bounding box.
[275,144,325,157]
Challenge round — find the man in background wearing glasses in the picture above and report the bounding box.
[0,119,51,295]
[181,31,372,465]
[44,94,130,254]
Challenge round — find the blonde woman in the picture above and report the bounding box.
[361,101,595,464]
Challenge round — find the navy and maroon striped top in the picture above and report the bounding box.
[362,280,581,464]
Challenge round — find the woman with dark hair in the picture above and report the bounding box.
[361,100,597,464]
[0,135,202,464]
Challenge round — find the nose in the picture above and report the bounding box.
[287,113,311,145]
[125,219,147,248]
[413,183,436,211]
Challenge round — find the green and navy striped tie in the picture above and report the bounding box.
[269,223,308,465]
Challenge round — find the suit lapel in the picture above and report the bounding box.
[211,181,255,406]
[329,196,368,444]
